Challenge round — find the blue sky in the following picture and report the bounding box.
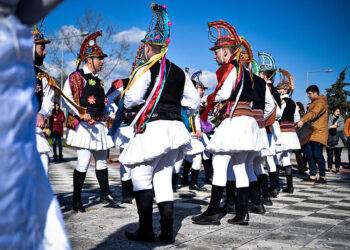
[45,0,350,106]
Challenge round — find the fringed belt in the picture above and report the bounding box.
[212,101,252,126]
[231,101,252,117]
[279,121,296,133]
[252,109,265,128]
[67,113,111,130]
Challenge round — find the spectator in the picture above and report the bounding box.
[297,85,328,184]
[50,101,66,162]
[294,102,308,174]
[344,117,350,168]
[326,107,345,173]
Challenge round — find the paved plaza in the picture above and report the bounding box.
[50,147,350,249]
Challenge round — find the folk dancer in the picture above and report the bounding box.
[62,31,117,212]
[192,21,263,226]
[258,52,282,197]
[275,69,301,193]
[240,38,276,212]
[180,70,209,191]
[117,3,200,243]
[33,24,54,175]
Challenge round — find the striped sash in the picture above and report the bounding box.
[279,121,296,133]
[252,109,265,128]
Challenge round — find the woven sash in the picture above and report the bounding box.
[252,109,265,128]
[280,121,296,133]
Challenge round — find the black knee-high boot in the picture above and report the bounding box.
[72,169,87,212]
[258,174,273,206]
[125,190,155,242]
[202,157,213,183]
[96,169,118,204]
[181,160,191,185]
[269,171,279,198]
[192,185,224,225]
[121,179,134,203]
[248,181,265,214]
[228,187,249,225]
[220,181,236,214]
[189,169,207,191]
[283,165,294,193]
[158,201,175,244]
[276,165,281,192]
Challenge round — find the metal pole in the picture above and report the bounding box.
[305,71,309,110]
[60,38,64,109]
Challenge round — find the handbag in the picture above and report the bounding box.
[296,110,326,146]
[296,122,313,146]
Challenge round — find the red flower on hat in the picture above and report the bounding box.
[168,21,172,27]
[88,96,96,104]
[166,38,171,44]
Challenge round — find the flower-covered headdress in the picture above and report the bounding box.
[251,59,260,76]
[240,36,253,63]
[32,21,50,44]
[131,44,147,71]
[76,31,107,70]
[276,68,295,96]
[208,20,241,52]
[191,70,208,89]
[258,52,277,72]
[141,3,171,46]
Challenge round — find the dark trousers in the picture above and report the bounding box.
[52,133,63,157]
[304,141,326,177]
[327,147,342,170]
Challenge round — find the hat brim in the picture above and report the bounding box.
[85,53,108,59]
[35,39,51,44]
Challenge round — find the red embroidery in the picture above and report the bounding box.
[88,96,96,104]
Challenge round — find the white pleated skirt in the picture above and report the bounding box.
[186,135,205,155]
[272,121,283,153]
[259,127,272,157]
[119,120,191,166]
[66,121,114,150]
[36,127,51,154]
[280,132,301,151]
[206,116,263,153]
[112,125,134,149]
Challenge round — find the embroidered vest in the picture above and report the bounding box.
[34,67,44,112]
[280,97,296,122]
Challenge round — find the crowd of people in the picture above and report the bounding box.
[1,1,349,249]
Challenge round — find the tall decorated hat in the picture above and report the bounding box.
[251,59,260,76]
[141,3,171,47]
[76,31,107,70]
[258,52,277,72]
[276,68,295,95]
[131,44,147,71]
[31,21,50,44]
[240,36,253,63]
[191,70,208,89]
[208,20,241,52]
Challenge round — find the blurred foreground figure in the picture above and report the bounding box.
[0,0,70,249]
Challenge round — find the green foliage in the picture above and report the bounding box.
[326,66,350,119]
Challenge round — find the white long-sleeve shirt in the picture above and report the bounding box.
[214,67,237,103]
[39,75,54,119]
[264,84,275,120]
[124,57,200,117]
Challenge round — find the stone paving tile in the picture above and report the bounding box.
[51,148,350,249]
